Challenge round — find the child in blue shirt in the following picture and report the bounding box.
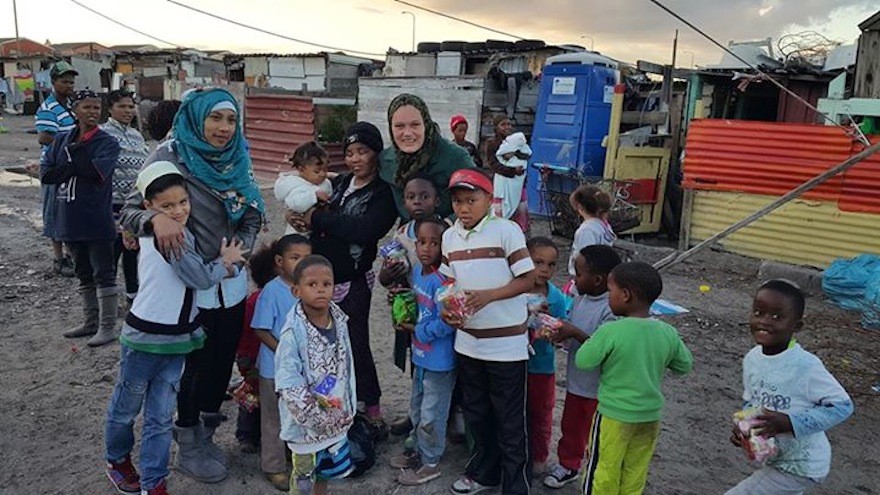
[523,236,570,476]
[251,234,312,490]
[390,217,457,486]
[726,280,853,495]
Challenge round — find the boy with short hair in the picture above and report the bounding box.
[439,168,535,495]
[576,261,693,495]
[543,245,620,489]
[102,161,246,495]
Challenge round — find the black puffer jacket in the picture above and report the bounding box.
[310,174,397,284]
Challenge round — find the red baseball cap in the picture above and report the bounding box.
[450,114,468,131]
[448,169,493,195]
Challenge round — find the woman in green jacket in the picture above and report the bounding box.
[379,94,475,220]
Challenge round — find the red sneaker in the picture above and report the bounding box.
[141,479,169,495]
[106,456,140,493]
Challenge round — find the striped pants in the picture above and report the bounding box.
[582,413,660,495]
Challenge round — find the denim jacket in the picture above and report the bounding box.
[275,302,357,453]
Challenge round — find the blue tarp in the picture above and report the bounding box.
[822,254,880,329]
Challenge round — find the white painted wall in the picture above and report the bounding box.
[357,76,484,145]
[267,57,327,91]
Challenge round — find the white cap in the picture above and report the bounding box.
[136,161,183,196]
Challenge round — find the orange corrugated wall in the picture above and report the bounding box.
[683,119,880,213]
[245,94,316,181]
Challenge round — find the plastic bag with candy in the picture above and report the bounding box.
[733,408,778,464]
[232,380,259,412]
[528,313,563,340]
[392,289,418,326]
[380,239,410,269]
[313,375,343,410]
[437,282,472,324]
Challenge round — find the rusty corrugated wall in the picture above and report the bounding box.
[684,120,880,213]
[683,120,880,267]
[245,94,315,180]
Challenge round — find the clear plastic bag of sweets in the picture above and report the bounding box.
[733,408,778,464]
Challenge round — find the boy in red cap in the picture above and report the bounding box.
[440,169,534,495]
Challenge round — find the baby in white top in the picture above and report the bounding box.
[274,141,335,235]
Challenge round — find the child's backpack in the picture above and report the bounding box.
[346,414,376,478]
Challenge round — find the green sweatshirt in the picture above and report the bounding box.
[379,138,475,221]
[575,317,693,423]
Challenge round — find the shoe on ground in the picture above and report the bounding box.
[366,416,389,443]
[397,463,442,486]
[389,416,413,436]
[265,472,290,491]
[140,479,169,495]
[54,256,76,277]
[451,475,496,494]
[389,450,420,469]
[106,455,141,493]
[543,465,578,489]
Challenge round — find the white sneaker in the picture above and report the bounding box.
[451,475,496,494]
[543,465,578,489]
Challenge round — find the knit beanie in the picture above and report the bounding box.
[343,122,384,154]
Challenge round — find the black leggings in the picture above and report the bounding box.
[113,234,139,296]
[338,275,381,408]
[68,240,117,290]
[176,302,245,427]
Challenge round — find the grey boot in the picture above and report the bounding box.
[201,412,229,467]
[173,423,228,483]
[64,284,99,338]
[87,287,119,347]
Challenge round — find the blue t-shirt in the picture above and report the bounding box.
[251,276,298,379]
[35,93,76,158]
[411,267,456,372]
[528,283,571,374]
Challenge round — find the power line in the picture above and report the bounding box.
[646,0,868,145]
[392,0,526,41]
[69,0,180,47]
[165,0,386,58]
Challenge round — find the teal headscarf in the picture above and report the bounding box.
[173,88,265,223]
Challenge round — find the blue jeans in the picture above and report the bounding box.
[105,346,185,490]
[408,366,456,465]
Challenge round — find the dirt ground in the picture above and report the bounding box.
[0,113,878,495]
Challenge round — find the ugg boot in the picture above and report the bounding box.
[201,412,229,467]
[64,284,99,338]
[87,287,119,347]
[173,423,227,483]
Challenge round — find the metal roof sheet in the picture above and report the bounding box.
[689,190,880,268]
[683,119,880,213]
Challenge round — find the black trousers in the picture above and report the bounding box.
[338,274,381,408]
[113,234,139,296]
[176,301,245,427]
[68,240,117,289]
[458,353,530,495]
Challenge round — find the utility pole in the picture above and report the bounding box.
[402,11,416,52]
[671,29,678,67]
[13,0,21,57]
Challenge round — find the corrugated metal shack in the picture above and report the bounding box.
[855,10,880,99]
[681,119,880,268]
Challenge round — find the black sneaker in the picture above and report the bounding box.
[389,416,413,436]
[366,416,389,443]
[543,465,578,489]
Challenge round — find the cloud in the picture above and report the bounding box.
[422,0,875,63]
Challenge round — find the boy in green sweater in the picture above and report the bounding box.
[575,262,693,495]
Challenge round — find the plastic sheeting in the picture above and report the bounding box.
[822,254,880,329]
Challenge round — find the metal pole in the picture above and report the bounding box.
[654,139,880,271]
[402,11,416,52]
[671,29,678,68]
[13,0,21,56]
[580,35,594,51]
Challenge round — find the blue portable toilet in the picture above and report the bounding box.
[527,52,619,216]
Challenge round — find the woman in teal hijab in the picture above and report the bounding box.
[173,88,264,222]
[119,87,264,483]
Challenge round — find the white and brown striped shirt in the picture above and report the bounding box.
[440,214,534,361]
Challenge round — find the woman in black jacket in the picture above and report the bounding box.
[292,122,397,437]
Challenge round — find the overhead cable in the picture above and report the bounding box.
[392,0,526,41]
[69,0,180,47]
[646,0,867,144]
[166,0,386,58]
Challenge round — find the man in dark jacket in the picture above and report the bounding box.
[41,89,121,347]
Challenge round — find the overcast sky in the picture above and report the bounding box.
[2,0,877,66]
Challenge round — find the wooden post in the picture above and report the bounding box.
[655,139,880,270]
[678,188,694,251]
[603,84,625,177]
